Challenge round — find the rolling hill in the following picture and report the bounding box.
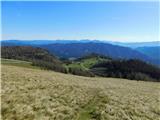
[1,46,60,62]
[2,40,159,66]
[91,59,160,82]
[1,46,66,73]
[136,46,160,63]
[66,53,112,71]
[40,43,159,66]
[1,46,160,81]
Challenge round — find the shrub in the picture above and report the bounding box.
[32,60,67,73]
[68,67,95,77]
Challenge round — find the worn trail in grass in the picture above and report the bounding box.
[78,94,109,120]
[2,64,160,120]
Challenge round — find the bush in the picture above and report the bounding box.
[32,60,67,73]
[68,67,95,77]
[133,73,153,81]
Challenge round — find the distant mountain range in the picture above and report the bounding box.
[1,39,101,46]
[136,46,160,62]
[40,43,159,66]
[40,43,145,58]
[2,40,160,48]
[1,40,160,66]
[108,41,160,48]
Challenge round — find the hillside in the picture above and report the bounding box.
[1,46,60,63]
[40,43,158,66]
[91,59,160,82]
[40,43,147,59]
[1,46,66,73]
[1,40,159,66]
[2,64,160,120]
[67,53,112,70]
[2,46,159,81]
[1,46,95,77]
[136,46,160,62]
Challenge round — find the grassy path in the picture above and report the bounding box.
[77,97,97,120]
[77,93,109,120]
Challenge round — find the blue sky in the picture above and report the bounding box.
[2,1,159,42]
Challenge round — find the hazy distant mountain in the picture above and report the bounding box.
[40,43,159,66]
[136,46,160,64]
[1,40,159,66]
[1,40,101,46]
[108,41,160,48]
[2,40,159,48]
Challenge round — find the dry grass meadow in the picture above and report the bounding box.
[1,64,160,120]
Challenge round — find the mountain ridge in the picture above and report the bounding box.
[40,42,159,66]
[1,40,159,66]
[2,40,160,47]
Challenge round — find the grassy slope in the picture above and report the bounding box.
[2,63,160,120]
[67,57,108,70]
[1,58,40,69]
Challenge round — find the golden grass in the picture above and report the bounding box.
[1,65,160,120]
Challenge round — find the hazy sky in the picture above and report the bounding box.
[2,1,159,42]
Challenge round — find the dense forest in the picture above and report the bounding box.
[91,59,160,82]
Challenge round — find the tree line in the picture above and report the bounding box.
[1,46,93,76]
[1,46,66,73]
[91,59,160,82]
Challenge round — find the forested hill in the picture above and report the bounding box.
[1,46,66,73]
[91,59,160,82]
[1,46,60,63]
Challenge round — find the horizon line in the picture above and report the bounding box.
[1,39,159,43]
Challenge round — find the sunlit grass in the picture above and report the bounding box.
[2,64,160,120]
[1,58,40,69]
[67,57,107,71]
